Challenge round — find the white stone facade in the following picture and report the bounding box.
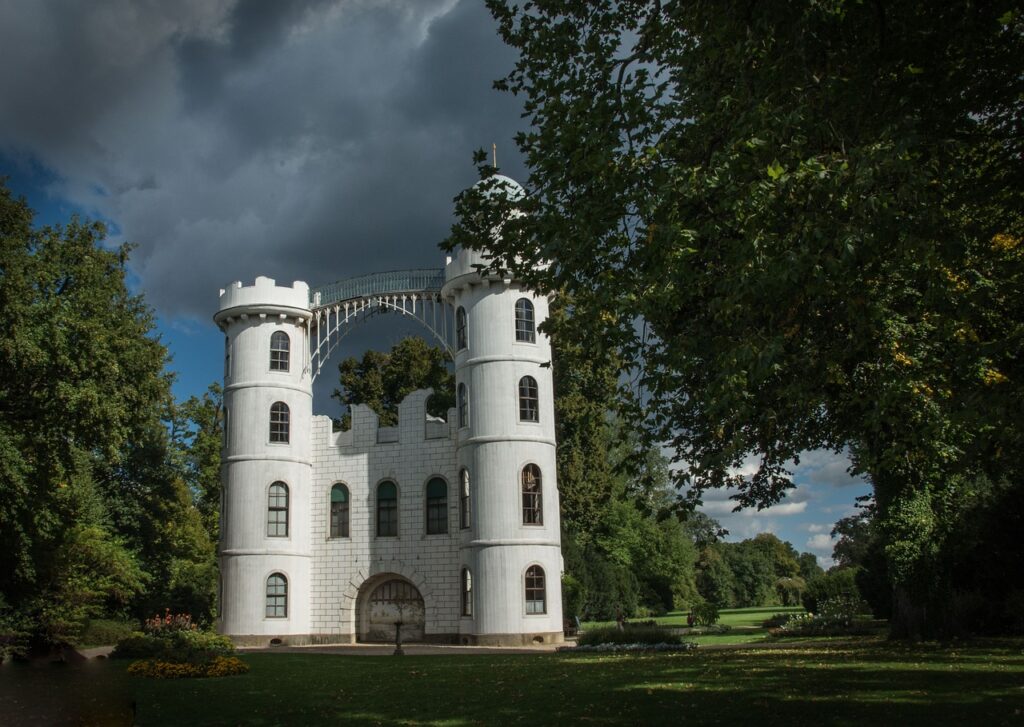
[215,231,563,646]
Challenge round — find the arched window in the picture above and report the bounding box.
[457,383,469,428]
[459,468,471,530]
[270,402,290,443]
[525,565,546,614]
[377,480,398,537]
[456,306,468,350]
[519,376,539,422]
[426,477,448,534]
[515,298,535,343]
[522,464,543,525]
[224,336,231,378]
[266,573,288,618]
[270,331,290,372]
[268,482,289,537]
[330,483,349,538]
[461,567,473,617]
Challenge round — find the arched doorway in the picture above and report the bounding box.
[356,575,425,643]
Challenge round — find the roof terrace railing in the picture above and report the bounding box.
[309,268,446,310]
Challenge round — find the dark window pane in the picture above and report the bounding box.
[330,484,349,538]
[270,402,290,443]
[525,565,546,614]
[519,376,539,422]
[515,298,536,343]
[270,331,290,371]
[459,469,471,530]
[522,465,543,525]
[377,481,398,537]
[266,573,288,617]
[426,478,447,534]
[456,307,468,350]
[268,482,289,537]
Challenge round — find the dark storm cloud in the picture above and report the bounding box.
[0,0,526,320]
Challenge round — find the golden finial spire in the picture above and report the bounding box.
[492,143,497,168]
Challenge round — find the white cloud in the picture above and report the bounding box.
[792,448,866,488]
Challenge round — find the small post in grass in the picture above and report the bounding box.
[393,620,404,656]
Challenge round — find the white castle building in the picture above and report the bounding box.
[214,177,563,646]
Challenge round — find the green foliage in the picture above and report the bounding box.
[560,573,584,620]
[803,568,862,614]
[691,602,720,627]
[110,634,164,659]
[78,619,139,648]
[463,0,1024,639]
[772,596,873,637]
[114,611,233,665]
[332,337,453,428]
[0,182,219,644]
[577,625,683,647]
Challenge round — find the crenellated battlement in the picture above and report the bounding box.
[316,388,454,450]
[216,276,311,320]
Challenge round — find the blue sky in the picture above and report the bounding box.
[0,0,870,566]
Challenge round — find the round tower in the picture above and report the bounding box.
[214,276,313,644]
[442,175,564,645]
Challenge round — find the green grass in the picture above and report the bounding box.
[3,637,1023,725]
[582,606,808,646]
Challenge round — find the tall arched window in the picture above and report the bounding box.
[515,298,535,343]
[270,402,290,443]
[266,573,288,617]
[377,480,398,537]
[522,464,543,525]
[459,468,471,530]
[224,337,231,379]
[426,477,448,535]
[525,565,546,614]
[461,567,473,616]
[268,482,289,537]
[456,306,468,350]
[519,376,539,422]
[330,483,349,538]
[457,383,469,428]
[270,331,290,371]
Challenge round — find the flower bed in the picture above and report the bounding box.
[127,655,249,679]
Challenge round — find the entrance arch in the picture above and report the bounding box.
[356,574,425,643]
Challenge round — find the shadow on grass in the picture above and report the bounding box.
[5,639,1023,726]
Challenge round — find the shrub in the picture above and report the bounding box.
[111,634,165,659]
[803,568,861,613]
[770,598,874,638]
[78,619,137,647]
[127,655,248,679]
[578,625,683,647]
[762,613,796,629]
[691,602,720,626]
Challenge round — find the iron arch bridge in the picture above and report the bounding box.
[308,268,453,381]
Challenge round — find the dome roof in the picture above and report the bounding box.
[473,174,526,201]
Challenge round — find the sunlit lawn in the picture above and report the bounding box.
[583,606,808,646]
[3,637,1022,726]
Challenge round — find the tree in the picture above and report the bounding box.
[452,1,1024,638]
[332,337,453,428]
[0,181,170,644]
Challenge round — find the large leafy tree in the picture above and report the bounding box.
[332,336,454,428]
[452,1,1023,637]
[0,182,171,643]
